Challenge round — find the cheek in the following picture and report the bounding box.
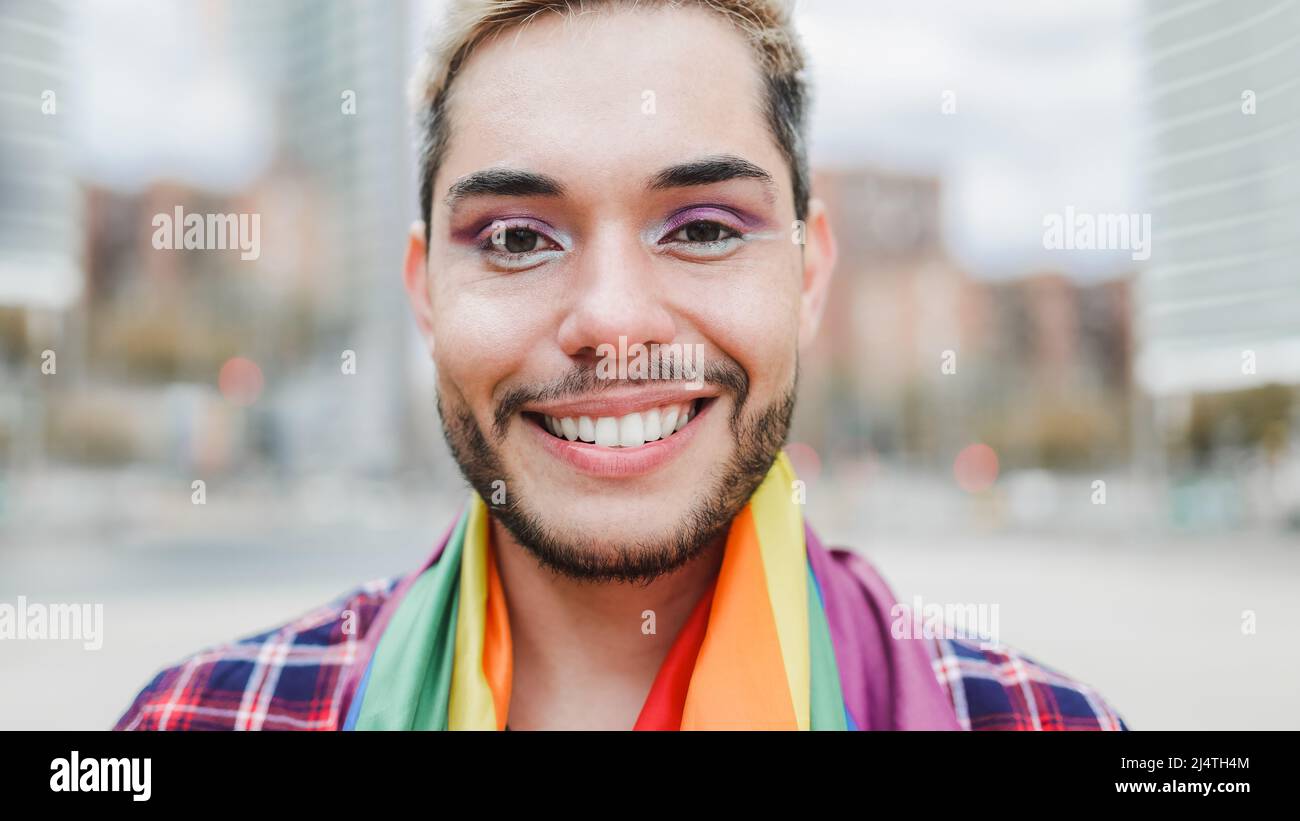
[690,260,802,393]
[431,285,549,411]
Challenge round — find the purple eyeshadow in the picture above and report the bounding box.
[660,206,759,237]
[458,216,558,247]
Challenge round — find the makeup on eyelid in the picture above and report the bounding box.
[455,216,571,249]
[658,204,760,235]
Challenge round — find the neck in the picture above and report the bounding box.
[492,518,725,730]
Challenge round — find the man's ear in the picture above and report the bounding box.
[797,197,837,350]
[402,221,436,356]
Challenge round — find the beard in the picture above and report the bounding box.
[437,357,796,585]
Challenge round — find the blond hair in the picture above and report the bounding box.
[411,0,810,237]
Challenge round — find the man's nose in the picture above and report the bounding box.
[555,227,677,363]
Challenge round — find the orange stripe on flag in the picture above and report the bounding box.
[680,505,797,729]
[483,535,513,730]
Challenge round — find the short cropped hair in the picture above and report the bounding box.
[410,0,810,241]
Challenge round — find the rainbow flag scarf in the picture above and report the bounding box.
[342,453,853,730]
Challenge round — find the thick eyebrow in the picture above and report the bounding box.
[646,154,776,202]
[442,154,774,215]
[443,167,566,212]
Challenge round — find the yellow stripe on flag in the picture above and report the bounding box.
[448,495,498,730]
[748,452,810,730]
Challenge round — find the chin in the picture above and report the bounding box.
[512,465,712,532]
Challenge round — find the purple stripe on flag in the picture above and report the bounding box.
[805,523,962,731]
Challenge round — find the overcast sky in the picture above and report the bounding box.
[794,0,1147,279]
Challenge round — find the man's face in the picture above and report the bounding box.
[407,4,833,581]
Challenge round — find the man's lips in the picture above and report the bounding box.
[520,385,718,419]
[523,396,716,478]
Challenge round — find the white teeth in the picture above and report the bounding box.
[560,417,578,441]
[675,402,691,431]
[660,406,678,434]
[539,402,701,448]
[618,412,645,448]
[594,416,619,447]
[643,408,662,441]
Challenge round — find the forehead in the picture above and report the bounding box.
[436,4,782,208]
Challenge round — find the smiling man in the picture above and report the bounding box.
[115,0,1126,731]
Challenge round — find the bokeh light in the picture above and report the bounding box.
[218,357,264,406]
[953,443,999,493]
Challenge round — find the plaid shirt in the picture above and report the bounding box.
[114,555,1128,732]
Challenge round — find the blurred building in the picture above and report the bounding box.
[2,1,436,479]
[1137,0,1300,526]
[0,1,81,310]
[0,0,82,469]
[802,166,973,465]
[1138,0,1300,395]
[801,167,1133,473]
[225,0,425,475]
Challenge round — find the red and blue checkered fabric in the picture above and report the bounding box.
[115,564,1127,732]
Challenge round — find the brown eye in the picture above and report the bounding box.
[500,228,541,253]
[662,217,744,259]
[683,221,723,243]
